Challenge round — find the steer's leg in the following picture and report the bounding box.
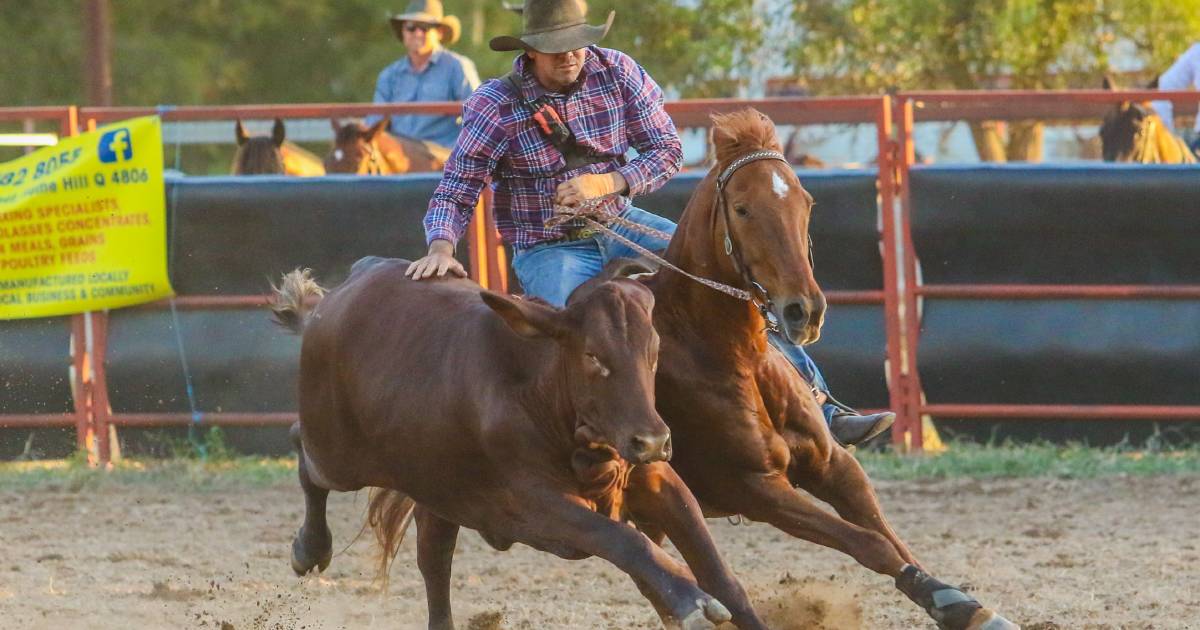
[520,485,731,630]
[290,423,333,575]
[415,505,460,630]
[626,463,768,630]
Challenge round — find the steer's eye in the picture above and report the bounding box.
[585,353,610,377]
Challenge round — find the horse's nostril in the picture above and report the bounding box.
[783,302,807,325]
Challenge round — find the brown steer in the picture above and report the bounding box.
[271,257,764,629]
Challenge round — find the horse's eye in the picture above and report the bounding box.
[734,205,749,217]
[585,353,610,377]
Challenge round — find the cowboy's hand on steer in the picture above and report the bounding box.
[406,239,467,280]
[555,172,628,208]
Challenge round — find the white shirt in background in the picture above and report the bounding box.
[1151,43,1200,133]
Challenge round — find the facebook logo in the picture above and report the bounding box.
[98,128,133,163]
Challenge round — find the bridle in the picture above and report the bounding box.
[713,149,813,333]
[550,149,815,335]
[362,139,385,175]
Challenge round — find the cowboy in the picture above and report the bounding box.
[366,0,481,153]
[405,0,893,446]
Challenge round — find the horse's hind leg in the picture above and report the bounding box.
[415,505,460,630]
[290,423,333,575]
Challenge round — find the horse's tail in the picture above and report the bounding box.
[270,268,326,335]
[366,487,417,590]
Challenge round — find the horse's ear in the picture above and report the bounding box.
[1102,75,1117,91]
[272,119,286,147]
[235,119,249,146]
[480,290,563,339]
[330,118,342,134]
[366,118,389,142]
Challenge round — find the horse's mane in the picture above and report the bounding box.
[232,138,284,174]
[709,109,784,169]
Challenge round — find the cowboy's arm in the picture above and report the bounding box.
[365,64,395,128]
[613,51,683,197]
[457,57,482,98]
[408,93,507,279]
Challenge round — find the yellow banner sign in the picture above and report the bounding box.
[0,116,173,319]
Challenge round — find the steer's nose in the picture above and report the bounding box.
[629,432,672,464]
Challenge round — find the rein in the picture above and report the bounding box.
[550,149,793,332]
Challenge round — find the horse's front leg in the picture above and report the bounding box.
[516,483,732,629]
[719,471,1017,630]
[799,446,1018,629]
[626,462,768,630]
[791,441,919,567]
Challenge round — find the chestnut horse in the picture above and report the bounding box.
[1099,76,1197,164]
[272,259,764,629]
[632,109,1018,629]
[324,119,447,174]
[231,119,326,176]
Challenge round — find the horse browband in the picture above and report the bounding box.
[715,149,795,333]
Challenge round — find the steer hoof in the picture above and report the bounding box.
[965,608,1020,630]
[290,529,332,576]
[675,597,732,630]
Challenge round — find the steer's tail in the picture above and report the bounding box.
[366,488,417,590]
[270,268,326,335]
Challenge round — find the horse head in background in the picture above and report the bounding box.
[232,119,326,176]
[324,119,447,175]
[1099,76,1197,164]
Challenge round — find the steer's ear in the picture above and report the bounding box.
[480,291,563,338]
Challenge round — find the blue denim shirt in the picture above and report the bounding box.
[366,48,480,149]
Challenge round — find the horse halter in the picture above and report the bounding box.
[362,139,384,175]
[715,149,813,333]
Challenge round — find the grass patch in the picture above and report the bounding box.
[858,441,1200,480]
[3,442,1200,491]
[0,455,296,492]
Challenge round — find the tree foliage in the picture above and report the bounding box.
[789,0,1200,160]
[1,0,759,107]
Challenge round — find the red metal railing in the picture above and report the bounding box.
[890,90,1200,449]
[5,91,1200,460]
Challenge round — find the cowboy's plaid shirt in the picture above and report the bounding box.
[423,46,683,250]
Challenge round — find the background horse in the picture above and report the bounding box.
[1099,76,1197,163]
[324,119,447,174]
[231,119,326,175]
[629,108,1018,630]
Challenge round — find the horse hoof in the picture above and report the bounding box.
[680,597,732,629]
[290,531,332,576]
[966,608,1020,630]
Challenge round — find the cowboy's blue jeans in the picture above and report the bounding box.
[511,205,839,423]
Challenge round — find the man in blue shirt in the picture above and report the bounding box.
[368,0,481,152]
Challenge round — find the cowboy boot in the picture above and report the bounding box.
[825,393,894,447]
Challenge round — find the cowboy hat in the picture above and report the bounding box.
[489,0,614,54]
[390,0,462,46]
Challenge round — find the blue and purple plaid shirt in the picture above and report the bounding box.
[424,47,683,250]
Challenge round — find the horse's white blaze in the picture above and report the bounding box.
[333,149,344,161]
[771,171,790,199]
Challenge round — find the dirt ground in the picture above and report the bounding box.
[2,474,1197,629]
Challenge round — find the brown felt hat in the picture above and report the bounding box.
[489,0,614,54]
[390,0,462,46]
